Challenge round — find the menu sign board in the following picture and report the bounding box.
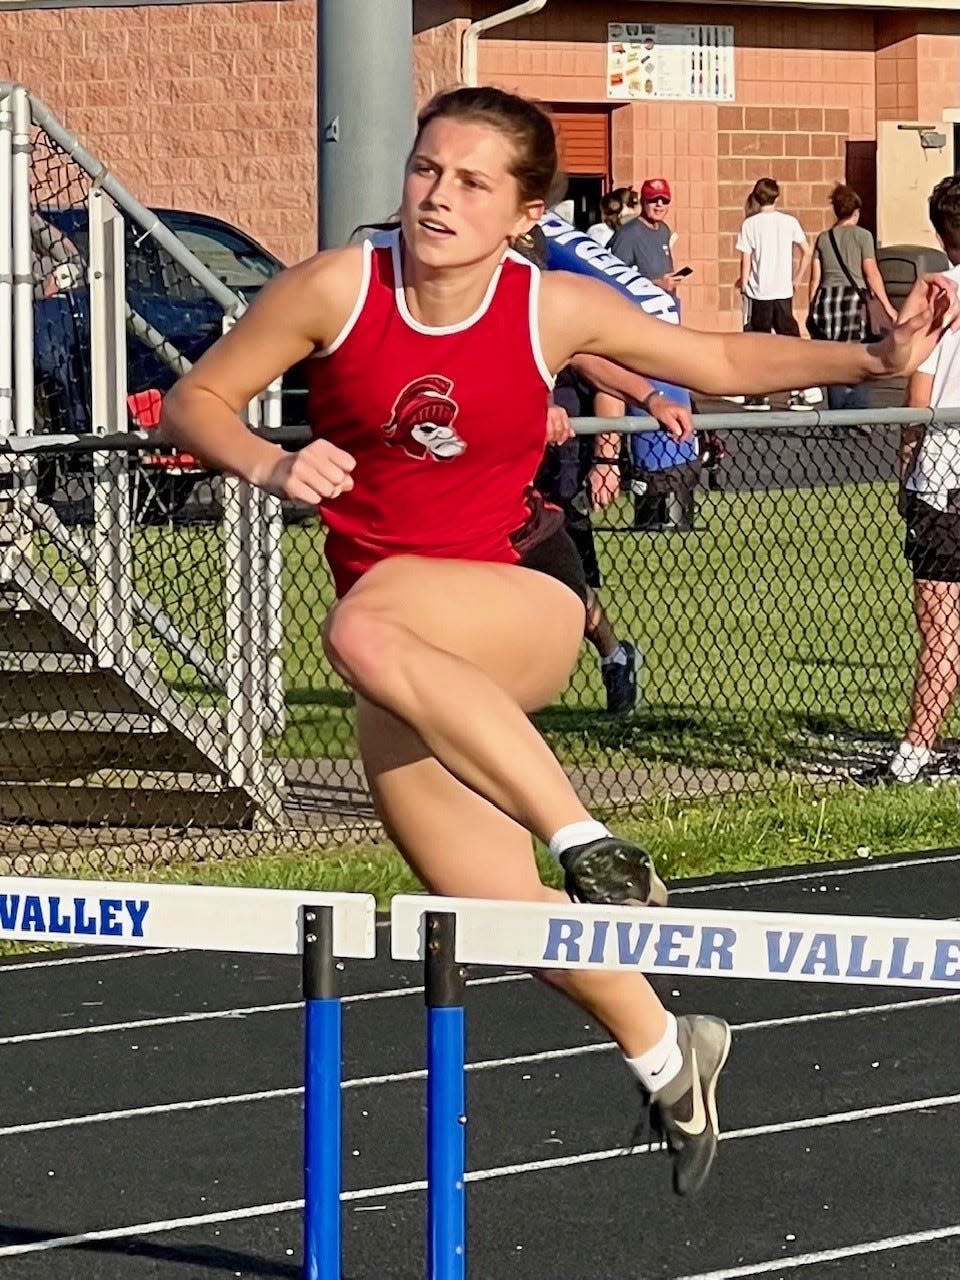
[607,23,735,102]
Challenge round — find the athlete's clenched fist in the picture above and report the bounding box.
[261,438,357,504]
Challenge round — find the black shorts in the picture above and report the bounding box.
[904,493,960,583]
[518,524,590,607]
[746,297,801,338]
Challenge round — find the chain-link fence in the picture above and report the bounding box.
[0,84,955,876]
[2,418,956,875]
[0,82,284,874]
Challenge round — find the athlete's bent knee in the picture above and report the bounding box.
[322,600,399,692]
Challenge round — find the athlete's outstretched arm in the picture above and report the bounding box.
[161,250,362,504]
[539,271,960,396]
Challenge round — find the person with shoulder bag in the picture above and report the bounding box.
[807,185,898,411]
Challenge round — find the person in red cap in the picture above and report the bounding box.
[609,177,682,294]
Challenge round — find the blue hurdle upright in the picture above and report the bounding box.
[302,903,346,1280]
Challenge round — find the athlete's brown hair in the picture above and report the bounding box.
[413,86,563,206]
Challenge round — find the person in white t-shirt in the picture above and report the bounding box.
[861,174,960,786]
[585,191,624,247]
[737,177,813,410]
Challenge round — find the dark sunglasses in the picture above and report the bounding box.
[646,196,671,206]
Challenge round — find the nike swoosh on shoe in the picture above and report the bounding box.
[670,1045,708,1137]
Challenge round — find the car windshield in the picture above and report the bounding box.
[37,208,281,298]
[164,223,279,291]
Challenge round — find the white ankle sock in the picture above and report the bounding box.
[548,820,611,862]
[624,1012,682,1094]
[890,741,931,782]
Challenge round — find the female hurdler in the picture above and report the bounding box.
[163,87,958,1195]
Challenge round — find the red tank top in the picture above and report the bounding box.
[306,231,553,597]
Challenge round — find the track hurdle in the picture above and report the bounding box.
[0,875,376,1280]
[391,893,960,1280]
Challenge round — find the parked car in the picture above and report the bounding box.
[32,207,307,520]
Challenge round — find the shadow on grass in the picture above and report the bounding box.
[533,705,899,771]
[284,688,354,709]
[159,678,910,776]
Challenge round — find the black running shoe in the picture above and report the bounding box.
[602,642,640,716]
[650,1013,731,1196]
[560,836,668,906]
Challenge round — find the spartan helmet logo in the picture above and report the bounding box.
[382,375,466,461]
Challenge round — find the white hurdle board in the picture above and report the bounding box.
[391,895,960,990]
[0,877,376,957]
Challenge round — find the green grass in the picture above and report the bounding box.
[258,480,946,771]
[304,479,939,772]
[35,478,953,781]
[134,779,956,908]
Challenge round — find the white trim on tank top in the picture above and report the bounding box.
[315,237,374,358]
[387,232,556,390]
[504,247,556,391]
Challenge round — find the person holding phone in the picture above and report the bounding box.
[609,177,683,295]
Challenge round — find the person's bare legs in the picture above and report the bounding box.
[323,557,595,841]
[356,699,668,1058]
[341,557,727,1193]
[905,579,960,747]
[584,586,618,660]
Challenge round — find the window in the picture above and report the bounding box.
[163,222,279,292]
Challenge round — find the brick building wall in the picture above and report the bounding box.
[457,3,958,327]
[0,0,956,328]
[716,106,850,317]
[0,1,317,267]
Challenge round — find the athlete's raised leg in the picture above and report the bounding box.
[344,558,729,1193]
[324,555,665,906]
[356,695,667,1056]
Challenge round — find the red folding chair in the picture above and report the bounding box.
[127,389,201,471]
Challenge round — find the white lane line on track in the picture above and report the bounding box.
[1,849,953,973]
[0,972,523,1047]
[2,991,957,1138]
[0,949,177,973]
[0,1201,306,1257]
[671,1223,960,1278]
[1,1092,958,1257]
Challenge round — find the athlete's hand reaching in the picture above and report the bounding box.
[260,439,357,504]
[869,272,960,378]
